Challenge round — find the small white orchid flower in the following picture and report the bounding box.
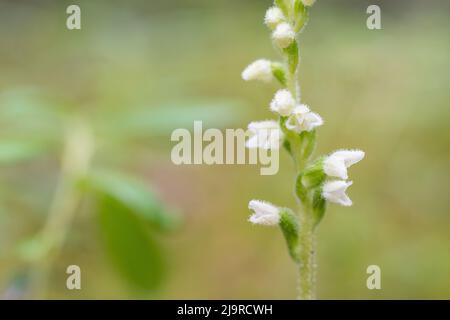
[264,7,285,29]
[248,200,280,226]
[246,120,284,150]
[270,89,296,116]
[322,180,353,206]
[323,150,365,180]
[242,59,273,82]
[285,104,323,133]
[272,22,295,49]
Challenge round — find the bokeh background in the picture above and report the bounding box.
[0,0,449,299]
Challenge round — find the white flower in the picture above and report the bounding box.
[322,180,353,206]
[264,7,285,29]
[272,22,295,49]
[242,59,273,82]
[285,104,323,133]
[270,89,296,116]
[248,200,280,226]
[246,120,284,150]
[302,0,316,6]
[323,150,365,180]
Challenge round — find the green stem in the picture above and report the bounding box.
[28,119,93,298]
[283,39,315,300]
[279,3,316,300]
[297,205,315,300]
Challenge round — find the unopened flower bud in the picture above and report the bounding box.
[270,89,296,116]
[265,7,285,29]
[272,22,295,49]
[242,59,273,82]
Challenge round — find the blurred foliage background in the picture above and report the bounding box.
[0,0,449,299]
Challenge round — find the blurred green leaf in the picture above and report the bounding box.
[0,140,47,164]
[80,169,180,231]
[98,195,166,291]
[99,100,247,138]
[16,236,49,262]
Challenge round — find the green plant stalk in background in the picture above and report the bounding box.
[2,87,238,297]
[28,119,93,297]
[244,0,365,300]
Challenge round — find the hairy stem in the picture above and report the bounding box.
[283,35,316,301]
[297,206,315,299]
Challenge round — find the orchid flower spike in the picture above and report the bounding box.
[323,150,365,180]
[248,200,280,226]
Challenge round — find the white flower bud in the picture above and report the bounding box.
[301,0,316,6]
[246,120,284,150]
[248,200,280,226]
[285,104,323,133]
[242,59,273,82]
[323,150,365,180]
[264,7,285,29]
[322,180,353,207]
[272,22,295,49]
[270,89,296,116]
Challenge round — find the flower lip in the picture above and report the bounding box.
[322,180,353,206]
[285,104,323,133]
[248,200,280,226]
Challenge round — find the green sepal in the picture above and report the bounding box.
[274,0,289,17]
[283,40,299,74]
[286,130,316,169]
[271,63,287,86]
[300,130,316,161]
[279,208,300,263]
[293,2,309,33]
[293,0,305,15]
[295,173,308,204]
[301,156,325,189]
[312,187,326,228]
[283,139,292,156]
